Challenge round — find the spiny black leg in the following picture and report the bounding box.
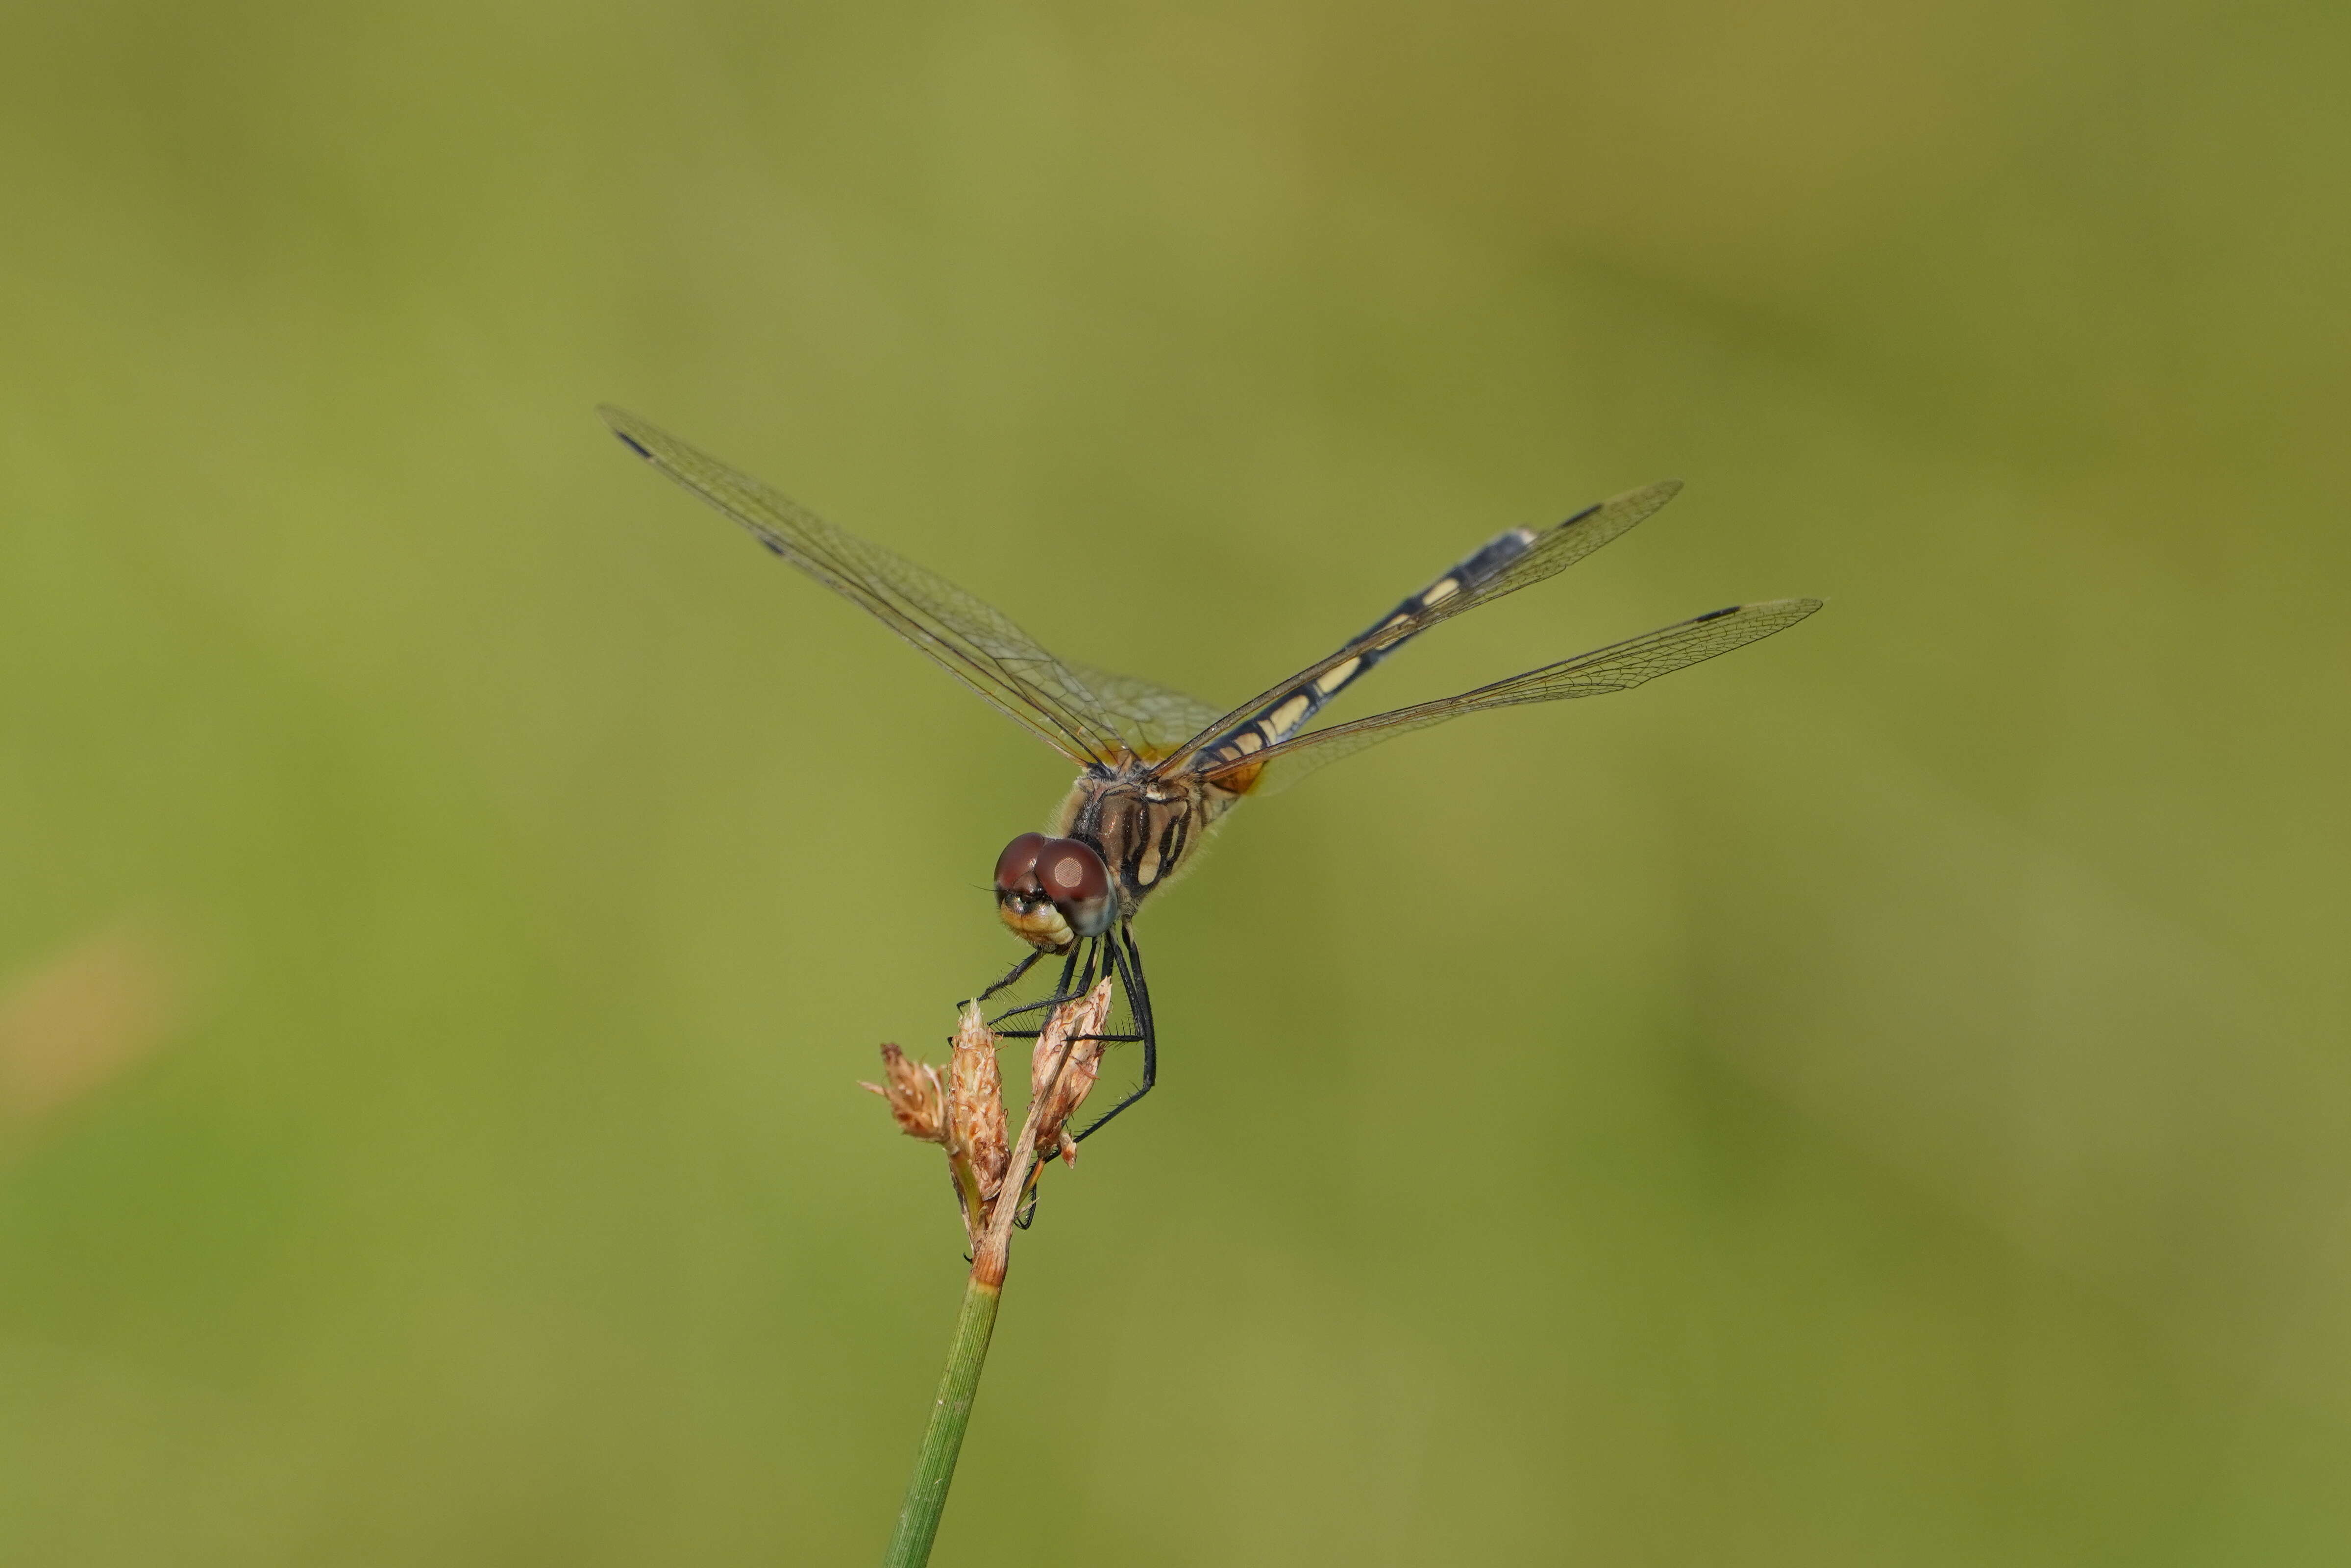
[976,948,1040,1003]
[987,942,1086,1031]
[991,932,1112,1027]
[1072,924,1156,1143]
[1124,924,1155,1041]
[995,1027,1144,1043]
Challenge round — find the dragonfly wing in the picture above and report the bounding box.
[1151,480,1686,775]
[1063,663,1231,761]
[603,407,1127,765]
[1196,598,1823,795]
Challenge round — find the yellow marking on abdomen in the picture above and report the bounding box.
[1317,656,1362,695]
[1422,577,1460,604]
[1264,693,1312,737]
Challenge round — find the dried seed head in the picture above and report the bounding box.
[1030,979,1115,1157]
[861,1043,945,1143]
[948,1001,1010,1199]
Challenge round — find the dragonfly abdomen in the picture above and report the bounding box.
[1198,524,1538,767]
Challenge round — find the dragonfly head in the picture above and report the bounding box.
[993,832,1114,952]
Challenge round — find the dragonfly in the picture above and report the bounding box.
[602,407,1821,1143]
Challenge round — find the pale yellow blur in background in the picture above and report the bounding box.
[3,2,2347,1563]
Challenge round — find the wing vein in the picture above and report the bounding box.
[1195,598,1824,791]
[1150,481,1684,775]
[603,408,1136,765]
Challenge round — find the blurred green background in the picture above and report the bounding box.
[4,0,2348,1562]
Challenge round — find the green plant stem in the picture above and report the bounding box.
[882,989,1087,1565]
[882,1272,1004,1567]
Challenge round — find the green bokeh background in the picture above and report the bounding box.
[5,2,2348,1563]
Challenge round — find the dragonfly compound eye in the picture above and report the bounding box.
[993,832,1047,896]
[1035,836,1114,937]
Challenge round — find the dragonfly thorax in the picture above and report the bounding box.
[1050,765,1243,922]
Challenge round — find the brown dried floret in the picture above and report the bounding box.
[1030,979,1115,1164]
[947,1001,1010,1200]
[860,1042,945,1143]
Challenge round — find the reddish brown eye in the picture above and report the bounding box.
[1034,836,1114,937]
[1036,838,1108,901]
[993,832,1046,894]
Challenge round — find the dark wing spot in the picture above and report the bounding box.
[614,431,652,459]
[1693,605,1740,622]
[759,538,788,556]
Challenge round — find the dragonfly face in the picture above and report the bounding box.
[602,406,1821,1144]
[996,756,1243,950]
[993,830,1113,952]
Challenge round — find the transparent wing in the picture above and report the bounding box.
[1150,480,1685,775]
[1195,598,1823,795]
[1063,663,1231,761]
[602,407,1130,765]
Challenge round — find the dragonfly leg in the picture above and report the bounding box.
[1071,925,1156,1144]
[985,942,1086,1031]
[975,948,1041,1003]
